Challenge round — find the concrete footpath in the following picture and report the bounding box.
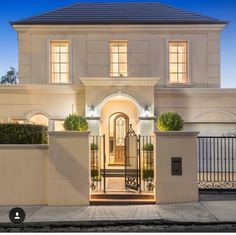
[0,201,236,226]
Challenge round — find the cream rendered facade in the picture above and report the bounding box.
[0,24,235,137]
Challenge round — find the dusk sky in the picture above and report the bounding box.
[0,0,235,87]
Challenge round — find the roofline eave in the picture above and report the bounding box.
[11,23,227,32]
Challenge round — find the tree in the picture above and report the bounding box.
[0,67,18,84]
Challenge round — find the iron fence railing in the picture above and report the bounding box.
[90,135,106,193]
[198,136,236,190]
[140,135,155,192]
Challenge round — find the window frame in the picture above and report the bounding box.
[167,40,190,85]
[48,40,72,84]
[109,40,128,78]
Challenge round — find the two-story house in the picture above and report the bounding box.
[1,2,236,166]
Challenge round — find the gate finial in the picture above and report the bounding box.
[126,124,136,137]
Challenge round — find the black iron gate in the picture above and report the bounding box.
[124,125,141,192]
[198,136,236,190]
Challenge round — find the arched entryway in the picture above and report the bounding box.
[100,96,139,167]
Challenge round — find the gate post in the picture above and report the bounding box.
[155,131,199,204]
[48,131,90,205]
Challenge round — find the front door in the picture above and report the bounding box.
[113,114,129,164]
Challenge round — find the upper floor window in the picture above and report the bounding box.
[110,41,128,77]
[169,41,188,84]
[50,41,70,83]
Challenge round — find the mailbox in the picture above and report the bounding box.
[171,157,182,176]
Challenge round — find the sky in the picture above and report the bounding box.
[0,0,235,88]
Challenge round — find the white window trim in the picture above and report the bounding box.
[47,39,73,84]
[109,40,128,78]
[166,39,193,87]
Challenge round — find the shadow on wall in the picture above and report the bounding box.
[48,135,89,203]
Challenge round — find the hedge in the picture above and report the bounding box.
[0,123,48,144]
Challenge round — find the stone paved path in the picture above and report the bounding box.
[0,201,236,225]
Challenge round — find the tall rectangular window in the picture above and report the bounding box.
[110,41,128,77]
[169,41,188,84]
[50,41,70,83]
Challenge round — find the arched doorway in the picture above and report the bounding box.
[109,112,129,165]
[100,98,138,166]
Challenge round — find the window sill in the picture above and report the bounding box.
[165,83,195,88]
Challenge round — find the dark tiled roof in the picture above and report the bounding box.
[11,2,228,25]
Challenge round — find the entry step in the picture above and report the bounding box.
[101,169,138,177]
[91,193,155,200]
[90,198,155,205]
[90,193,155,205]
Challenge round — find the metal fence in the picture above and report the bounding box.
[198,136,236,190]
[90,135,106,193]
[140,136,155,192]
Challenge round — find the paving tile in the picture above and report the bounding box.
[0,206,40,223]
[93,205,160,221]
[156,202,217,223]
[26,206,95,222]
[201,201,236,222]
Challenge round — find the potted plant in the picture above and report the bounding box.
[142,168,154,192]
[91,143,99,169]
[63,113,88,131]
[142,143,154,167]
[157,112,184,131]
[91,143,99,151]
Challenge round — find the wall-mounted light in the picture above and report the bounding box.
[89,105,95,117]
[144,105,150,117]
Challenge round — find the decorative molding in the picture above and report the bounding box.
[0,84,85,94]
[0,145,49,149]
[80,77,159,86]
[12,24,226,32]
[155,88,236,96]
[155,131,199,136]
[85,116,100,121]
[48,131,91,136]
[139,116,156,120]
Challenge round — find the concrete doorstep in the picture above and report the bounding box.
[0,201,235,227]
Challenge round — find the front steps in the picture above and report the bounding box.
[90,193,155,205]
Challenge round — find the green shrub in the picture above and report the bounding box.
[0,123,48,144]
[91,169,101,181]
[157,112,184,131]
[142,169,154,180]
[63,113,88,131]
[142,143,154,151]
[91,143,99,150]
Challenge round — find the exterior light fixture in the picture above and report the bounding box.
[89,105,95,117]
[144,105,150,117]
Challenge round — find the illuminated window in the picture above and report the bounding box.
[54,120,65,131]
[169,41,188,84]
[50,41,70,83]
[30,114,49,126]
[110,41,128,77]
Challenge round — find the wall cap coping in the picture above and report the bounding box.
[0,144,49,149]
[48,131,91,137]
[155,131,199,136]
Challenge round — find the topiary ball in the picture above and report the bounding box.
[157,112,184,131]
[63,113,88,131]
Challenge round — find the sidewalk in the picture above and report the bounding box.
[0,201,236,225]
